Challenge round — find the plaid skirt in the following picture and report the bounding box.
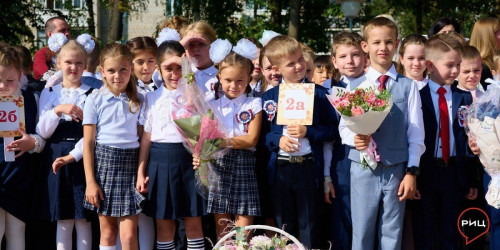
[208,149,261,216]
[83,144,144,217]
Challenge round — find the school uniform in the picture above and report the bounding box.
[416,81,473,249]
[0,90,38,223]
[327,75,361,250]
[82,88,144,217]
[340,65,425,250]
[208,94,262,216]
[249,80,264,98]
[139,85,206,219]
[35,83,95,221]
[195,65,219,102]
[262,79,338,248]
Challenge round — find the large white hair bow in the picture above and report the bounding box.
[48,33,69,53]
[209,39,233,64]
[156,28,181,45]
[76,34,96,54]
[232,38,259,61]
[259,30,281,46]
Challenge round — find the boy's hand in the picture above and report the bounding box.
[6,128,36,157]
[466,188,478,200]
[55,104,83,122]
[468,137,480,155]
[136,174,149,194]
[398,173,417,201]
[354,134,371,150]
[324,176,336,204]
[85,182,104,208]
[192,155,201,169]
[52,154,75,174]
[279,136,301,153]
[287,124,307,138]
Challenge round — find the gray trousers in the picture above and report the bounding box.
[350,162,406,250]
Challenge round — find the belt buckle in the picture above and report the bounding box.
[289,156,303,163]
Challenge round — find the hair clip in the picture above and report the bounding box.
[259,30,281,46]
[209,39,232,64]
[48,33,69,53]
[76,34,96,54]
[156,28,182,45]
[232,38,259,61]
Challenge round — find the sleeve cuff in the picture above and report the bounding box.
[69,149,83,162]
[28,134,45,153]
[49,109,61,121]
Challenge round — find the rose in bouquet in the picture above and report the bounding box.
[327,80,392,169]
[466,80,500,208]
[216,227,301,250]
[172,57,230,198]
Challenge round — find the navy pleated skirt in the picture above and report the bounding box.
[147,142,206,219]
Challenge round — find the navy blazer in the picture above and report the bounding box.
[262,83,339,184]
[419,84,473,190]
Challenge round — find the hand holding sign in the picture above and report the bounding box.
[6,128,35,158]
[0,95,26,162]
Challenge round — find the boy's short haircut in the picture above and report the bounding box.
[314,55,334,72]
[363,17,399,41]
[12,45,33,75]
[462,45,482,61]
[425,33,464,62]
[264,35,301,66]
[331,31,363,57]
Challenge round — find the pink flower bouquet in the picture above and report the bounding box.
[327,80,392,169]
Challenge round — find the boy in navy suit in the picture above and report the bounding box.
[343,17,425,250]
[417,33,475,249]
[262,35,337,248]
[323,31,366,250]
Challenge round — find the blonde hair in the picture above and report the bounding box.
[0,46,22,74]
[470,17,500,70]
[301,43,315,64]
[57,40,88,68]
[214,52,253,99]
[425,33,464,62]
[158,15,189,36]
[331,31,363,57]
[182,21,217,43]
[363,17,399,41]
[264,35,301,66]
[100,43,140,114]
[396,34,427,75]
[493,50,500,71]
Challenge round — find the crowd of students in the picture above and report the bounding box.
[0,13,499,250]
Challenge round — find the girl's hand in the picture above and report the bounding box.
[192,155,201,169]
[136,174,149,194]
[54,104,83,122]
[6,128,35,157]
[52,155,75,174]
[86,182,104,208]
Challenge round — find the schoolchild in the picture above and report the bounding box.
[36,38,96,250]
[81,35,103,89]
[0,46,44,250]
[397,34,428,90]
[137,38,206,250]
[261,35,337,248]
[83,43,144,250]
[193,38,263,239]
[245,37,264,97]
[259,48,281,93]
[311,55,334,85]
[417,33,475,249]
[457,46,484,100]
[342,17,425,250]
[126,36,158,95]
[11,45,45,95]
[180,21,219,101]
[301,43,315,82]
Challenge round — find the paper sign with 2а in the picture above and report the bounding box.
[0,95,25,162]
[276,83,315,125]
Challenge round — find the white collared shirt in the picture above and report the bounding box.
[338,65,426,167]
[83,88,142,149]
[415,78,429,90]
[428,80,456,157]
[136,79,156,96]
[195,65,219,102]
[36,83,94,161]
[139,85,183,143]
[210,94,262,150]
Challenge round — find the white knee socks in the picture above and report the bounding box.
[57,219,92,250]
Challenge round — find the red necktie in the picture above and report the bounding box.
[437,87,450,163]
[378,75,389,91]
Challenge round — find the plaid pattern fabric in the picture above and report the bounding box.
[208,149,261,216]
[83,144,144,217]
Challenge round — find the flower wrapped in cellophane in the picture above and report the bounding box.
[326,80,392,169]
[172,57,230,198]
[466,80,500,208]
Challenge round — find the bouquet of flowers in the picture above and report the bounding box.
[326,80,392,169]
[466,79,500,208]
[214,225,304,250]
[172,57,230,198]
